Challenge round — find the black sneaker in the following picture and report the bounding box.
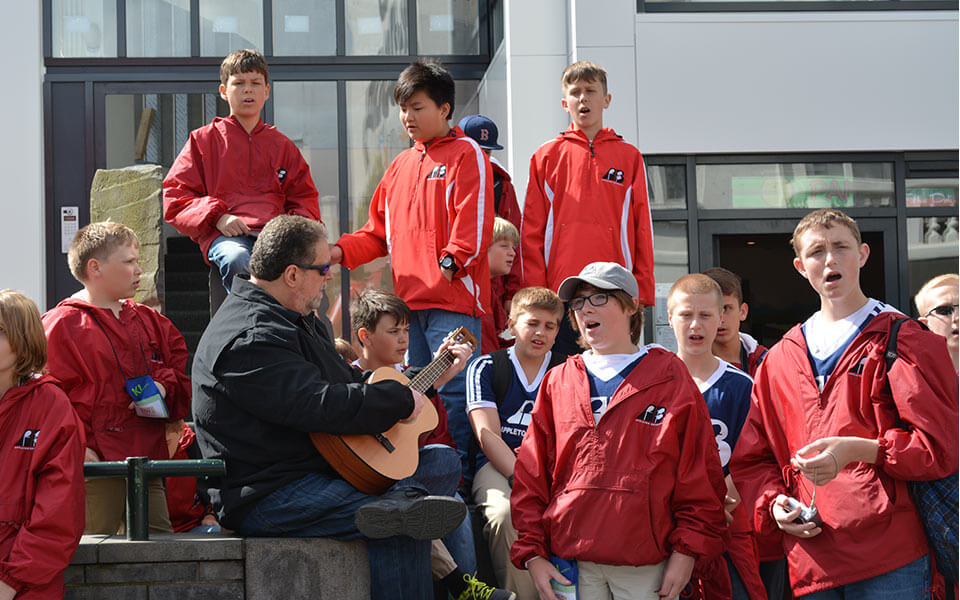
[354,487,465,540]
[455,573,517,600]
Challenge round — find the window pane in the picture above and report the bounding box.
[272,0,336,56]
[417,0,479,55]
[647,164,686,210]
[906,177,958,208]
[126,0,191,57]
[697,162,893,210]
[451,80,480,125]
[274,81,342,333]
[345,0,408,56]
[907,216,959,313]
[651,221,689,352]
[199,0,263,56]
[52,0,118,57]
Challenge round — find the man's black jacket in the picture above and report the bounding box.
[191,277,413,529]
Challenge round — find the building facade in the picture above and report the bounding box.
[2,0,956,349]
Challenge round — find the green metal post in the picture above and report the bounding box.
[125,456,149,541]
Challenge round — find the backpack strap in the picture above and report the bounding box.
[885,317,928,373]
[489,349,512,410]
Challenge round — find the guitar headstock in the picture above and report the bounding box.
[443,326,478,350]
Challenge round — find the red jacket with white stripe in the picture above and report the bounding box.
[520,126,654,305]
[730,313,959,596]
[162,116,322,260]
[510,349,728,569]
[0,376,85,599]
[337,127,494,317]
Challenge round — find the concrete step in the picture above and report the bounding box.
[166,310,210,335]
[166,289,209,312]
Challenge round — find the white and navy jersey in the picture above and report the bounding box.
[801,299,900,392]
[583,347,650,423]
[698,359,753,475]
[466,347,553,466]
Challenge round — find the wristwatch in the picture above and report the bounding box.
[439,255,459,275]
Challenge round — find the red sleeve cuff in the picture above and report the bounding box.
[875,436,891,468]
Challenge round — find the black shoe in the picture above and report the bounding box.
[354,487,466,540]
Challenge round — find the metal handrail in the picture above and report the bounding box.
[83,457,225,541]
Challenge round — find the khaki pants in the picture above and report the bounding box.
[578,560,667,600]
[472,462,538,600]
[84,477,173,535]
[432,539,458,578]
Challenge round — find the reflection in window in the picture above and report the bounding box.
[906,177,958,208]
[417,0,480,55]
[126,0,191,57]
[199,0,263,56]
[345,0,408,55]
[651,221,688,352]
[52,0,118,57]
[272,0,336,56]
[907,216,959,310]
[697,162,893,210]
[647,165,686,210]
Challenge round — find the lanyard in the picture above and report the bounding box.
[82,307,151,381]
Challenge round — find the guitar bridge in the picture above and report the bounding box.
[374,433,395,453]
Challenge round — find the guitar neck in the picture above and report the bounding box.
[407,351,455,394]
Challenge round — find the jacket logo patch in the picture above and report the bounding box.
[637,404,666,426]
[277,168,287,182]
[848,357,867,376]
[14,429,39,449]
[602,168,625,184]
[428,165,447,179]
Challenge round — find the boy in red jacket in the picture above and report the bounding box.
[520,61,654,356]
[0,290,85,600]
[332,59,494,477]
[163,49,321,292]
[43,222,191,535]
[510,262,727,600]
[730,209,959,599]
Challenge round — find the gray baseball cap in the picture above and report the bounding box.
[557,262,639,301]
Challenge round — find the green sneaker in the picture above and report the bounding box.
[454,573,516,600]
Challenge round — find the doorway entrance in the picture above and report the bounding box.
[699,219,896,347]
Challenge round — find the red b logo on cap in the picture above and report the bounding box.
[480,129,489,141]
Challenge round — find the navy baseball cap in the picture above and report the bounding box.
[458,114,504,150]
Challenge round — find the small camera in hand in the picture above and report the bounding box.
[784,497,822,526]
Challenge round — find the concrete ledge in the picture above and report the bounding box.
[88,533,244,562]
[244,537,370,600]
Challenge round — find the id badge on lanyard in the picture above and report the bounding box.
[124,374,169,419]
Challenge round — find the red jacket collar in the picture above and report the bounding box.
[559,123,620,145]
[221,115,266,135]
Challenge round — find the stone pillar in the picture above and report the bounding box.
[90,164,165,312]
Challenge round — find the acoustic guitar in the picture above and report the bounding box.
[310,327,478,495]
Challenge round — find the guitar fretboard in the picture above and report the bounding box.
[407,351,455,394]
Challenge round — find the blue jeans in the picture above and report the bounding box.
[410,444,477,576]
[799,555,930,600]
[207,234,256,292]
[408,308,481,481]
[239,445,460,600]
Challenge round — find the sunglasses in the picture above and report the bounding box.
[925,304,958,318]
[296,262,332,276]
[569,292,611,312]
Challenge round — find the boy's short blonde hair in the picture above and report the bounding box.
[561,61,608,95]
[915,273,960,315]
[0,290,47,382]
[220,49,270,86]
[492,217,519,247]
[790,209,861,257]
[334,337,359,363]
[67,221,139,283]
[667,274,723,314]
[510,286,563,323]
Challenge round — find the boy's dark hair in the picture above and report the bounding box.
[67,221,140,283]
[791,208,861,257]
[249,215,326,281]
[567,282,643,347]
[561,60,608,95]
[220,49,270,86]
[703,267,743,304]
[394,59,455,118]
[350,289,411,345]
[0,290,47,382]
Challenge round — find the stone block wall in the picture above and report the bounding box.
[66,534,370,600]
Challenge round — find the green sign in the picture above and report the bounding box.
[732,176,855,209]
